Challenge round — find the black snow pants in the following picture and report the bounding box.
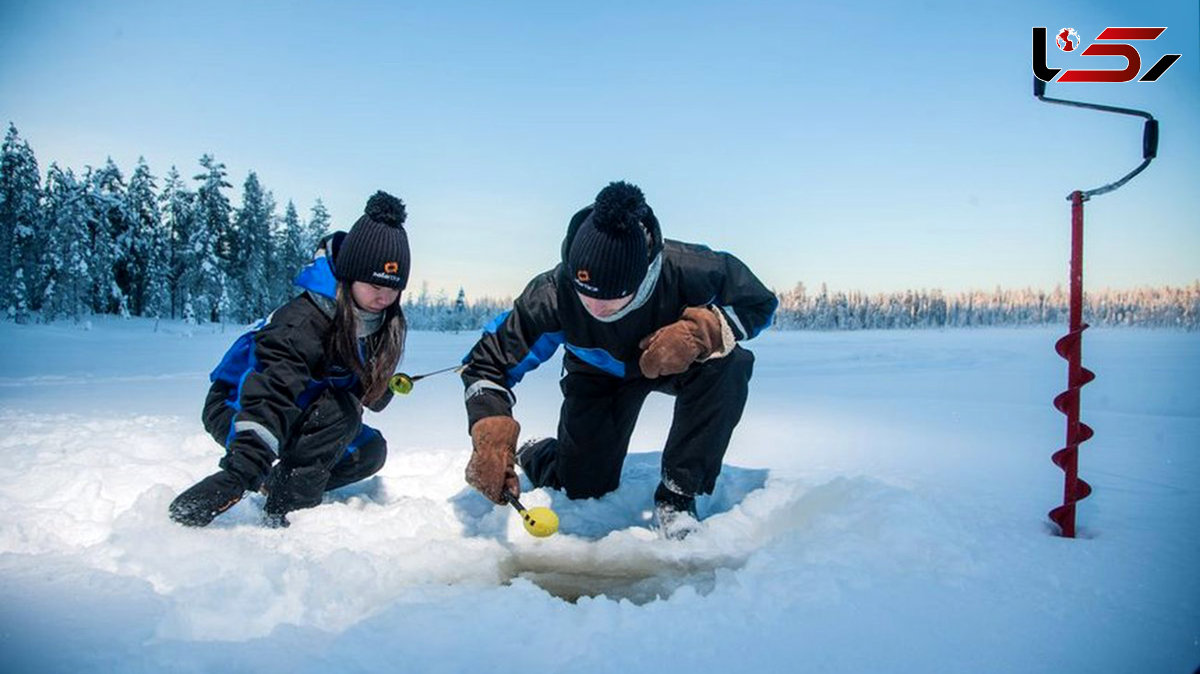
[202,383,387,516]
[520,345,754,499]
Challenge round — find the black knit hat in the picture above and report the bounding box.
[334,191,410,290]
[568,181,650,299]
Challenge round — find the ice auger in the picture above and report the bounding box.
[1033,78,1159,537]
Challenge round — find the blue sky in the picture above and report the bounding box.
[1,0,1196,300]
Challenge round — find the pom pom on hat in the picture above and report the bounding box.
[334,190,411,290]
[568,181,651,300]
[590,181,647,234]
[364,191,407,227]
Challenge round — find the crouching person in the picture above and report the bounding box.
[461,181,776,538]
[169,191,410,527]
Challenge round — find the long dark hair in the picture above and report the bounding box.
[327,280,406,405]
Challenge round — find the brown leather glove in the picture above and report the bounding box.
[638,307,725,379]
[465,416,521,504]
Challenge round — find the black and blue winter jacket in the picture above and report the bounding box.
[460,204,777,430]
[208,234,390,474]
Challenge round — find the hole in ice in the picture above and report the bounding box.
[478,453,768,604]
[510,555,742,605]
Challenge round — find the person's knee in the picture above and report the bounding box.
[355,433,388,478]
[697,346,755,396]
[325,428,388,491]
[559,452,623,500]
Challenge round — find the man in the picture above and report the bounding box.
[461,181,777,537]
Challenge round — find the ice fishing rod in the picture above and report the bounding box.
[384,364,558,535]
[387,364,465,395]
[503,491,559,538]
[1033,78,1159,538]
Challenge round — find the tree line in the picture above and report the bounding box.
[2,123,1195,331]
[0,123,330,325]
[774,282,1199,330]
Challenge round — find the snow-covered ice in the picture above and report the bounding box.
[0,318,1196,672]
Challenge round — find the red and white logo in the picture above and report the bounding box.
[1033,26,1182,83]
[1056,28,1081,52]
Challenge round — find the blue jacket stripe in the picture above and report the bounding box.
[563,343,626,378]
[506,331,564,387]
[231,360,253,412]
[483,310,512,334]
[226,334,261,447]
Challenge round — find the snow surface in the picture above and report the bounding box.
[0,318,1197,673]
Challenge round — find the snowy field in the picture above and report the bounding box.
[0,318,1196,673]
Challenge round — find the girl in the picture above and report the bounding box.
[170,191,410,527]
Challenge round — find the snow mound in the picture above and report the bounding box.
[0,406,966,636]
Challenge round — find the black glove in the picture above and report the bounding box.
[264,463,331,521]
[169,470,248,527]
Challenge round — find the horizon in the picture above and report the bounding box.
[2,1,1197,300]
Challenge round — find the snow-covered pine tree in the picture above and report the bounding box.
[40,164,91,321]
[193,155,232,322]
[403,280,431,329]
[159,167,195,320]
[184,226,219,323]
[38,164,65,319]
[216,279,234,328]
[305,199,331,254]
[231,171,272,322]
[275,200,306,305]
[95,158,139,318]
[126,158,163,317]
[260,190,284,309]
[84,161,129,316]
[143,193,173,321]
[0,123,43,321]
[450,287,469,332]
[0,127,10,304]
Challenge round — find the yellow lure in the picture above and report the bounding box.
[504,492,559,537]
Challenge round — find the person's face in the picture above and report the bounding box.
[577,292,633,319]
[350,282,401,312]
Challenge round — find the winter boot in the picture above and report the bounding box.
[169,470,249,527]
[653,481,700,540]
[516,438,558,488]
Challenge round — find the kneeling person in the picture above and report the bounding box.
[461,181,776,535]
